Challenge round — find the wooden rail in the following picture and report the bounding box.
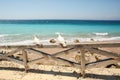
[0,42,120,78]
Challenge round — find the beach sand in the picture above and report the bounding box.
[0,42,120,80]
[0,61,120,80]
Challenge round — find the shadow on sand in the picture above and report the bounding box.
[0,66,120,80]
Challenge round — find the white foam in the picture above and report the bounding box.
[55,32,64,35]
[0,34,21,38]
[93,32,108,36]
[0,40,33,46]
[70,36,120,42]
[0,36,120,46]
[0,34,9,38]
[94,37,120,41]
[0,39,52,46]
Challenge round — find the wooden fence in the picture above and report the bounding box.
[0,42,120,77]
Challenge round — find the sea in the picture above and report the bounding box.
[0,20,120,45]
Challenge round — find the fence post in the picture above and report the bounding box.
[80,48,86,78]
[22,49,29,73]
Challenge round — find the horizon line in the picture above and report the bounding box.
[0,19,120,21]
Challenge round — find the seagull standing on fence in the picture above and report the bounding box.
[56,32,67,48]
[33,35,40,44]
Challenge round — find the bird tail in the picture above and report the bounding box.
[61,42,67,48]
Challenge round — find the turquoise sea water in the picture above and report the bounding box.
[0,20,120,45]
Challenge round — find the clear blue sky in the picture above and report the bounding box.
[0,0,120,20]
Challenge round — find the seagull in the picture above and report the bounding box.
[33,35,40,44]
[56,32,67,47]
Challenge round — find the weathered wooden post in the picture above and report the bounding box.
[22,49,29,73]
[80,48,86,78]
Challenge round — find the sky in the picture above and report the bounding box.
[0,0,120,20]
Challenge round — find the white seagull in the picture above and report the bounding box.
[33,35,40,44]
[56,32,67,47]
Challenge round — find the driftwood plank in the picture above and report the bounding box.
[80,49,86,78]
[26,47,76,57]
[30,57,81,68]
[22,50,29,73]
[87,47,120,58]
[7,57,24,65]
[28,57,45,64]
[53,47,76,56]
[86,58,118,69]
[26,48,49,58]
[53,56,81,68]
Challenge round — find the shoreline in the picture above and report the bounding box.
[0,40,120,46]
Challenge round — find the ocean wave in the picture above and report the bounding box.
[55,32,64,35]
[0,36,120,46]
[0,34,21,38]
[0,39,51,46]
[93,32,108,36]
[0,40,33,46]
[70,36,120,42]
[0,34,9,38]
[95,37,120,41]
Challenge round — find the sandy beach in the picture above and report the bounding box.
[0,61,120,80]
[0,41,120,80]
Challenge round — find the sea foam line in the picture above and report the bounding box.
[0,34,21,38]
[0,36,120,46]
[70,36,120,42]
[93,32,108,36]
[0,34,9,38]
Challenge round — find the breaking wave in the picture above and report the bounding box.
[93,32,108,36]
[0,34,9,38]
[0,36,120,46]
[0,33,120,46]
